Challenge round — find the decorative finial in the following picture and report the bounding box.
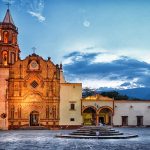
[48,57,51,61]
[60,63,62,69]
[5,0,11,9]
[32,47,36,54]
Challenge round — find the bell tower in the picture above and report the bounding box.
[0,8,20,66]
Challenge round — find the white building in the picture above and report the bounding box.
[82,95,150,126]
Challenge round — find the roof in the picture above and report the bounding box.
[82,94,113,101]
[3,9,15,25]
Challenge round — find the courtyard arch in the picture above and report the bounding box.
[98,106,113,125]
[82,106,96,125]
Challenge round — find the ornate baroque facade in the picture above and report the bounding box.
[0,9,82,130]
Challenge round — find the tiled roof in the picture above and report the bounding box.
[3,9,15,25]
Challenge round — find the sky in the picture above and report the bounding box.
[0,0,150,89]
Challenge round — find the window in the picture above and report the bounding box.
[137,116,143,126]
[12,34,16,44]
[4,31,9,43]
[2,51,7,65]
[46,106,49,119]
[122,116,128,126]
[70,103,75,110]
[11,53,15,64]
[31,80,39,88]
[11,106,15,119]
[70,118,75,121]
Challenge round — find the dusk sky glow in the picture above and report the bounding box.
[1,0,150,89]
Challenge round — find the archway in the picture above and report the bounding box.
[83,107,96,125]
[98,107,113,125]
[30,111,39,126]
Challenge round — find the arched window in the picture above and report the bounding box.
[2,51,8,65]
[11,105,15,119]
[11,52,15,64]
[12,34,16,44]
[3,31,9,43]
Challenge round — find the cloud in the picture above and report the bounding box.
[28,10,45,22]
[63,51,150,89]
[12,0,46,22]
[92,53,120,63]
[27,0,45,22]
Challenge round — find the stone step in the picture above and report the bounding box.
[56,126,138,139]
[56,134,138,139]
[72,130,120,133]
[76,129,118,132]
[70,133,124,136]
[79,128,113,131]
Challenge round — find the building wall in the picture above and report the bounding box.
[113,101,150,126]
[60,83,82,126]
[0,68,9,130]
[82,95,150,126]
[7,54,60,129]
[82,100,113,110]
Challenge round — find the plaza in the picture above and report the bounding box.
[0,128,150,150]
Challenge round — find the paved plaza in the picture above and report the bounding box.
[0,128,149,150]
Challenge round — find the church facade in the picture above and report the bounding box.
[0,9,82,130]
[0,9,150,130]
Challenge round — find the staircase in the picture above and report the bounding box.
[56,126,138,139]
[70,126,123,136]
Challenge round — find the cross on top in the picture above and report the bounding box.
[5,0,11,9]
[32,47,36,54]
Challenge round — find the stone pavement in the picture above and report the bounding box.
[0,128,149,150]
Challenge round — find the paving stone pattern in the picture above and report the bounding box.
[0,128,149,150]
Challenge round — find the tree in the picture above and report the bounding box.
[101,91,129,100]
[82,87,96,98]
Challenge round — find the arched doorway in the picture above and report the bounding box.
[99,107,113,125]
[30,111,39,126]
[83,107,96,125]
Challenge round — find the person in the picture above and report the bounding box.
[99,120,105,126]
[99,122,103,126]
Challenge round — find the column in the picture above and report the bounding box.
[96,113,99,126]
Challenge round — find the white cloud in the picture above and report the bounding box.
[116,48,150,64]
[72,78,125,89]
[92,53,120,63]
[15,0,46,22]
[68,76,144,90]
[28,0,45,22]
[28,10,45,22]
[63,57,73,65]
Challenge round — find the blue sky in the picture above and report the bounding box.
[1,0,150,89]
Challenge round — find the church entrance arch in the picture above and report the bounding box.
[83,107,96,125]
[30,111,39,126]
[98,107,113,125]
